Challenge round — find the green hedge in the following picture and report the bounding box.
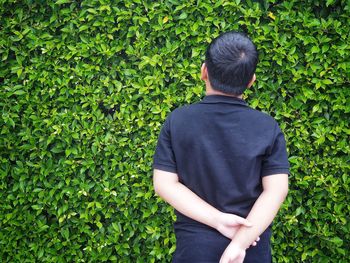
[1,0,349,262]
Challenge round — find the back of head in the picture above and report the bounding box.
[205,31,258,95]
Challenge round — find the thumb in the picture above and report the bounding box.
[234,216,252,227]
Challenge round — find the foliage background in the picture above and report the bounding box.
[1,0,349,262]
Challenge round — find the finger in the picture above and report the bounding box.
[219,253,228,263]
[234,216,252,227]
[256,237,260,242]
[251,241,257,246]
[238,255,245,263]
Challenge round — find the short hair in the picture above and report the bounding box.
[205,31,258,95]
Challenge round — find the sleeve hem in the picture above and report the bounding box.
[261,168,290,177]
[153,163,177,173]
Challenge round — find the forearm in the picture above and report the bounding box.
[154,169,254,239]
[154,174,220,229]
[231,190,287,249]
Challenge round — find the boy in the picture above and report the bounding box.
[153,31,289,263]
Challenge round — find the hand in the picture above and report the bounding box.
[215,212,252,239]
[251,236,260,247]
[216,212,260,246]
[219,242,246,263]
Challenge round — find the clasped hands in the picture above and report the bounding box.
[215,212,259,263]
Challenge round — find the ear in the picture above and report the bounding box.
[247,73,256,88]
[201,63,208,81]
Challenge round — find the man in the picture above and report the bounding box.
[153,31,289,263]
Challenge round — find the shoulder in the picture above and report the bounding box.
[167,101,202,119]
[244,106,279,126]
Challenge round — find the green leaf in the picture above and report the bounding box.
[178,13,188,20]
[55,0,72,4]
[326,0,335,6]
[330,237,343,246]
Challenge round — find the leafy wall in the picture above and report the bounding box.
[0,0,349,262]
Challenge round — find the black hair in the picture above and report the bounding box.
[205,31,258,95]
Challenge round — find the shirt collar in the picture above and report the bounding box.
[201,95,247,106]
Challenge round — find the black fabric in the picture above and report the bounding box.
[172,225,272,263]
[153,94,289,261]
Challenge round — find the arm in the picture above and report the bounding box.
[153,169,253,239]
[220,173,289,263]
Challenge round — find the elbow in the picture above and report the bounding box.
[153,179,173,201]
[280,182,289,201]
[153,179,162,197]
[263,180,289,202]
[153,175,167,198]
[154,185,162,197]
[153,170,161,197]
[263,173,289,201]
[282,186,289,201]
[153,169,179,200]
[265,185,288,204]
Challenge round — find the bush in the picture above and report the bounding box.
[0,0,349,262]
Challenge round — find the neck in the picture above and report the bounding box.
[205,87,243,99]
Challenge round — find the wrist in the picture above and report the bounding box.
[231,232,251,250]
[230,239,248,250]
[212,210,223,230]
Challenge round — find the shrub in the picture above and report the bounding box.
[0,0,349,262]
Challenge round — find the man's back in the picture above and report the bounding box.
[153,31,289,263]
[154,94,289,226]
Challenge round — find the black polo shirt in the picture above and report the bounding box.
[153,94,290,262]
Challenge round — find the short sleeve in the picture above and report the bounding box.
[153,115,177,173]
[261,123,290,177]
